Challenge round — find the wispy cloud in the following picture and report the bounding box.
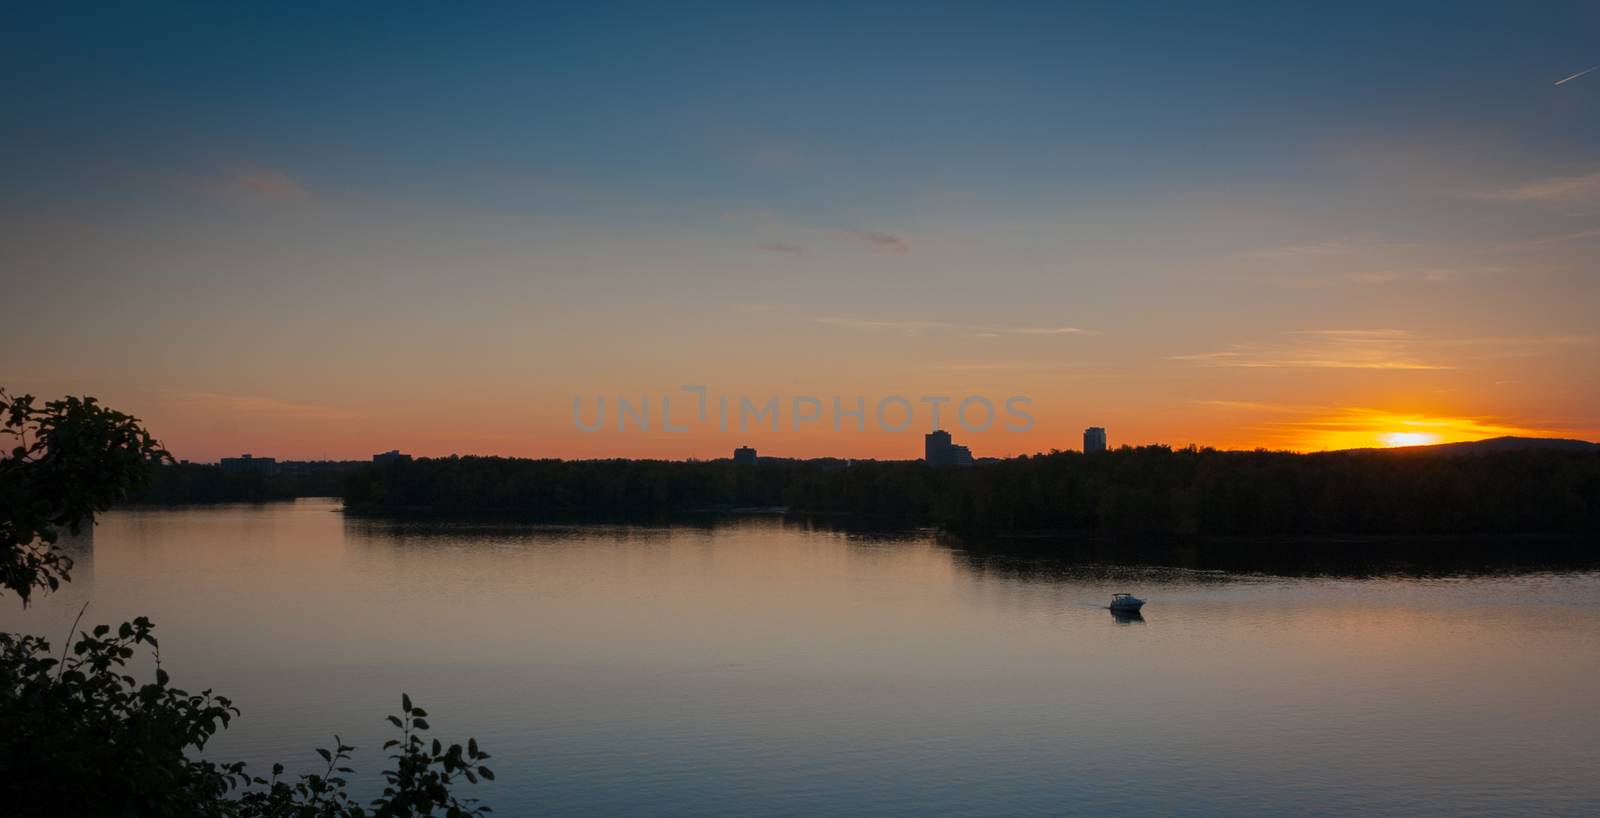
[1288,329,1413,339]
[1472,171,1600,203]
[1172,329,1595,371]
[187,167,312,203]
[814,316,954,335]
[233,169,310,200]
[812,314,1099,338]
[1488,227,1600,252]
[1167,355,1447,370]
[1238,240,1358,260]
[1013,326,1097,336]
[726,207,909,255]
[1555,65,1598,86]
[143,388,356,420]
[756,241,804,254]
[1234,239,1515,289]
[1170,329,1451,370]
[1428,333,1598,358]
[916,361,1109,373]
[844,229,909,253]
[1267,264,1520,288]
[1190,399,1308,414]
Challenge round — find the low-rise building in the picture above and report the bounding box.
[219,454,278,474]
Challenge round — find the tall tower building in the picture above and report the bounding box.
[1084,426,1107,453]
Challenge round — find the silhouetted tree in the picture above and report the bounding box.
[2,390,167,604]
[0,390,494,816]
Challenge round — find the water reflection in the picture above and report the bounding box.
[348,509,1600,581]
[5,501,1599,817]
[1110,608,1146,625]
[943,531,1600,579]
[54,523,95,590]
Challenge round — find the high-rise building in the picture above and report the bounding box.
[925,430,974,466]
[1084,427,1107,453]
[733,446,758,465]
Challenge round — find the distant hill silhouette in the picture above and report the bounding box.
[1357,436,1599,456]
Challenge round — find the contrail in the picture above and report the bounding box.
[1555,65,1598,86]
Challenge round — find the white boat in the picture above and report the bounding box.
[1108,593,1144,611]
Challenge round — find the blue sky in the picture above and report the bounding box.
[10,2,1596,217]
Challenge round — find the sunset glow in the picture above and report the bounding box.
[1,5,1596,460]
[1245,409,1553,453]
[3,6,1600,816]
[1379,432,1442,448]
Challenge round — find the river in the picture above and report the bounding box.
[4,499,1597,816]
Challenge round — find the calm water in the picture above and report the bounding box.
[5,499,1599,817]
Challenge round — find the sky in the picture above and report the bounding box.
[3,2,1598,461]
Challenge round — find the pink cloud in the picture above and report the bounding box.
[232,169,310,200]
[846,229,908,253]
[757,241,805,254]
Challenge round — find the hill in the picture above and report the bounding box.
[1363,436,1599,456]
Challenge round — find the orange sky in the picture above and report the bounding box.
[5,227,1596,461]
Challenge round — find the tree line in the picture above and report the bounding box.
[342,447,1600,539]
[128,461,361,504]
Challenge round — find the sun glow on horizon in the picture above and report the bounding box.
[1234,407,1559,452]
[1379,431,1441,448]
